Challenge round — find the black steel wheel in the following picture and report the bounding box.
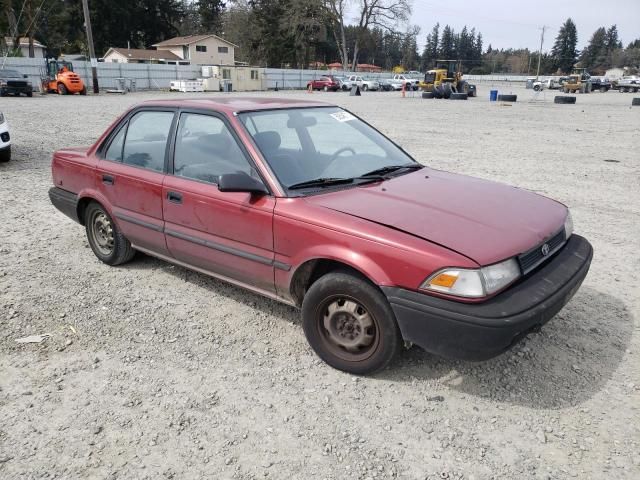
[57,83,67,95]
[85,202,135,265]
[302,272,402,375]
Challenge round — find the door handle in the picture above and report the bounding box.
[167,191,183,204]
[102,174,114,185]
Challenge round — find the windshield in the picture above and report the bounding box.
[238,107,416,190]
[0,70,22,78]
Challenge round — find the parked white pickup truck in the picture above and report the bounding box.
[383,74,420,91]
[345,75,380,91]
[617,76,639,93]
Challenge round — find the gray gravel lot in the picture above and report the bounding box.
[1,85,639,480]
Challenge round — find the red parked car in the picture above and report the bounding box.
[307,76,340,91]
[49,98,592,374]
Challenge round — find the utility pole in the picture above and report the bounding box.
[536,26,547,81]
[81,0,99,93]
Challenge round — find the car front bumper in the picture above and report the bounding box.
[1,85,32,95]
[382,235,593,361]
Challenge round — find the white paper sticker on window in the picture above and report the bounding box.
[330,111,355,122]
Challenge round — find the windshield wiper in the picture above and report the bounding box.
[288,177,354,190]
[358,164,424,179]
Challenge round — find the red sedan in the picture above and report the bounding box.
[49,98,592,374]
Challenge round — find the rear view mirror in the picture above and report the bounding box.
[218,172,268,195]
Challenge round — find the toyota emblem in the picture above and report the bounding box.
[541,243,550,256]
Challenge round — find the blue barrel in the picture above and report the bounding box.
[489,90,498,101]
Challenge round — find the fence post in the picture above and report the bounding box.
[147,63,151,90]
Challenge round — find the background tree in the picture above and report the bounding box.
[551,18,578,73]
[197,0,225,34]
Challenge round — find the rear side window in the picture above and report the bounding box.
[122,111,174,172]
[104,126,125,161]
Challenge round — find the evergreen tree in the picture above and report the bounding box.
[439,25,455,60]
[197,0,226,34]
[551,18,578,73]
[579,27,606,70]
[421,23,439,69]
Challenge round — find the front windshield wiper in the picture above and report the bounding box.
[358,164,424,179]
[288,177,354,190]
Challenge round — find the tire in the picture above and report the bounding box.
[554,95,576,104]
[301,271,402,375]
[27,91,33,97]
[450,92,468,100]
[632,98,640,106]
[57,83,67,95]
[457,81,469,94]
[84,202,135,266]
[80,87,87,95]
[600,87,607,93]
[433,85,444,99]
[0,146,10,163]
[443,83,453,99]
[421,91,434,99]
[533,84,541,92]
[497,94,517,102]
[362,84,368,91]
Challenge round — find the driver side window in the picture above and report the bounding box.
[173,113,253,184]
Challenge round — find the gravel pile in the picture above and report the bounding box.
[1,85,638,479]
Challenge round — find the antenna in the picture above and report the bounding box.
[535,26,547,81]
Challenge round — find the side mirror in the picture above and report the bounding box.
[218,172,269,195]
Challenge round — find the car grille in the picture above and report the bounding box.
[8,81,27,87]
[518,229,566,274]
[1,132,9,142]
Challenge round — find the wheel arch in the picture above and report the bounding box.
[76,190,113,225]
[288,256,388,307]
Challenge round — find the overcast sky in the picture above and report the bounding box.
[405,0,640,51]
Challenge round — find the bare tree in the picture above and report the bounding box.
[324,0,349,69]
[326,0,411,70]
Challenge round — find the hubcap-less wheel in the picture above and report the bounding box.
[318,296,379,362]
[91,212,115,256]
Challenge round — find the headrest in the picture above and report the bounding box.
[198,133,231,155]
[254,131,281,152]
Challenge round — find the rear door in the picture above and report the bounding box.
[96,109,176,255]
[162,110,276,293]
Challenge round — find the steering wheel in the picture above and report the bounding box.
[323,147,356,176]
[330,146,356,161]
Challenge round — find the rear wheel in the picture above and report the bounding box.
[362,84,368,91]
[57,83,67,95]
[443,83,453,99]
[27,91,33,97]
[85,202,135,266]
[600,86,607,93]
[302,272,402,375]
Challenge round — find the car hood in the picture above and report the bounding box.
[304,168,567,265]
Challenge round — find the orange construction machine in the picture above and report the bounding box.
[42,60,86,95]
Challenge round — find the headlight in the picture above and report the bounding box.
[0,80,6,87]
[421,258,521,298]
[564,211,573,240]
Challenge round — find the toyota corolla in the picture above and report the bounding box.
[49,98,592,374]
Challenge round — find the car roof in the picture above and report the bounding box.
[137,97,332,114]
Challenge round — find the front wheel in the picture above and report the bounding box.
[80,87,87,95]
[302,272,402,375]
[362,84,368,91]
[57,83,67,95]
[85,202,135,265]
[0,146,10,162]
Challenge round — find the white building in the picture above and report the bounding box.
[3,37,46,58]
[152,34,237,65]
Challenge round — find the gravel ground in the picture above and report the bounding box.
[1,85,639,480]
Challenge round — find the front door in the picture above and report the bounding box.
[97,109,175,255]
[162,111,276,293]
